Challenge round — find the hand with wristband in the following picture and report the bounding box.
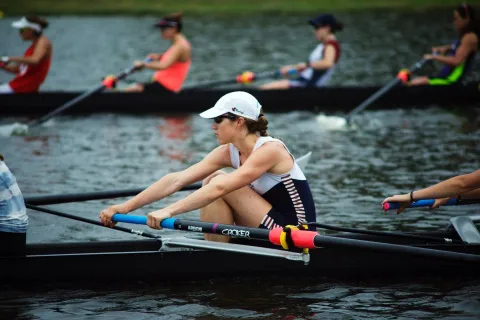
[382,169,480,214]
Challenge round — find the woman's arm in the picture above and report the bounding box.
[1,63,20,74]
[292,44,337,72]
[153,142,282,219]
[382,169,480,213]
[432,44,453,54]
[308,44,337,70]
[143,44,183,71]
[426,33,478,67]
[100,145,230,225]
[7,37,50,65]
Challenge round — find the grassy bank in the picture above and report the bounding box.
[1,0,480,16]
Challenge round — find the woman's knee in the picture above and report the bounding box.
[202,170,228,186]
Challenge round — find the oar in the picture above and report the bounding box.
[315,57,431,131]
[184,69,296,90]
[26,204,160,239]
[308,222,464,244]
[26,58,152,127]
[343,58,431,124]
[112,215,480,264]
[24,182,202,205]
[383,198,480,211]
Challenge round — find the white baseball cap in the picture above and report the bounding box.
[199,91,262,121]
[12,17,42,32]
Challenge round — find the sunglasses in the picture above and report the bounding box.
[213,113,238,124]
[19,28,28,33]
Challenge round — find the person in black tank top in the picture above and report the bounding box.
[100,91,316,243]
[409,4,479,86]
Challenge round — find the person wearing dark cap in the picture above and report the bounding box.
[123,12,192,93]
[409,4,478,86]
[260,14,342,90]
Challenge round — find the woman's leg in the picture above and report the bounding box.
[408,77,430,86]
[200,172,272,242]
[122,83,145,92]
[259,79,290,90]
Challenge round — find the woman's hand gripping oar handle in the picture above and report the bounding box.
[112,214,176,229]
[383,197,480,211]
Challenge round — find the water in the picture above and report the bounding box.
[1,11,479,90]
[1,10,480,320]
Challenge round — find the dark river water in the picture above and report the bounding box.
[1,10,480,320]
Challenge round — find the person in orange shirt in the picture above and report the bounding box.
[0,16,52,94]
[124,12,192,94]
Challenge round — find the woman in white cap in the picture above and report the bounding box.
[0,16,52,94]
[100,91,316,242]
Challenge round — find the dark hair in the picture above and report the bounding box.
[26,15,48,35]
[331,21,344,33]
[26,15,49,29]
[455,4,479,36]
[164,12,183,32]
[244,109,269,137]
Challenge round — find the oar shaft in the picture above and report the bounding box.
[24,182,202,205]
[26,204,160,239]
[114,215,480,264]
[345,58,430,122]
[28,58,150,127]
[310,223,463,244]
[28,86,105,126]
[383,198,479,211]
[312,234,480,263]
[112,215,271,240]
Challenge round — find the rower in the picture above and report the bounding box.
[409,4,478,86]
[260,13,342,90]
[100,91,317,242]
[382,169,480,214]
[0,16,52,94]
[123,12,192,93]
[0,154,28,256]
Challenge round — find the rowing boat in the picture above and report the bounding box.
[2,83,480,116]
[1,215,479,285]
[5,152,480,285]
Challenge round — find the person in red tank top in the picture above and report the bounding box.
[123,12,192,94]
[0,16,52,94]
[260,14,343,90]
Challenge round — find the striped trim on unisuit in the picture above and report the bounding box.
[260,215,281,230]
[281,173,306,224]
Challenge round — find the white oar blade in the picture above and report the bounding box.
[315,114,348,131]
[0,123,29,136]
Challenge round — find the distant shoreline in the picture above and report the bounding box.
[2,0,480,16]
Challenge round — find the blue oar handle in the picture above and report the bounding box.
[383,198,457,211]
[112,214,177,229]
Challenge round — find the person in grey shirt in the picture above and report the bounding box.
[0,153,28,256]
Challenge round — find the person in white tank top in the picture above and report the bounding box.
[100,91,316,242]
[260,14,343,90]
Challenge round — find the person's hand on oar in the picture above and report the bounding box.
[147,208,173,230]
[381,193,413,214]
[133,60,147,70]
[146,53,163,61]
[100,203,129,227]
[431,197,452,209]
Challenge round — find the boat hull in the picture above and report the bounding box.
[1,231,478,284]
[2,84,479,116]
